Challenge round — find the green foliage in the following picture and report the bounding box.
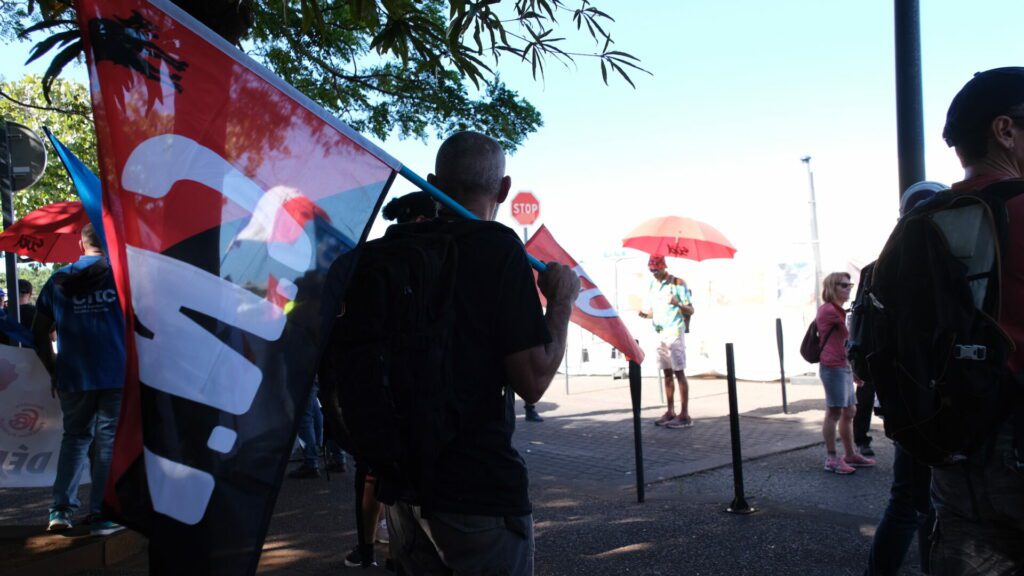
[0,74,95,217]
[1,261,60,302]
[3,0,647,152]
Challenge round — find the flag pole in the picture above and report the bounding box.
[399,166,548,272]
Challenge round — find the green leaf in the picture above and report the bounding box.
[41,38,81,103]
[449,0,467,19]
[25,29,78,65]
[19,18,75,38]
[609,60,635,89]
[350,0,380,28]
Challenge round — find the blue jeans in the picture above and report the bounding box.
[297,386,324,467]
[864,444,933,575]
[51,389,122,516]
[297,385,345,468]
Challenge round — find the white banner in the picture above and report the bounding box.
[0,344,71,488]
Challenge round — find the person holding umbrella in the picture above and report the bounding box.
[639,255,695,428]
[622,215,734,428]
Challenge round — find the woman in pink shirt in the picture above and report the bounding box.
[816,272,876,474]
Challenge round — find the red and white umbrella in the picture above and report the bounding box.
[622,215,736,261]
[0,201,87,263]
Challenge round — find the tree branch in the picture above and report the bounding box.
[0,87,90,119]
[283,33,426,101]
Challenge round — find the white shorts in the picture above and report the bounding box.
[655,332,686,372]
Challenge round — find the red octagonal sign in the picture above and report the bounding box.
[510,191,540,225]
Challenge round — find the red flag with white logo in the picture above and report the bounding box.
[526,225,645,363]
[76,0,398,572]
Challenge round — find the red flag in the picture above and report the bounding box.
[76,0,398,573]
[526,225,645,363]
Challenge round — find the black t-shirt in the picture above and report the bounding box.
[430,220,551,517]
[18,303,36,333]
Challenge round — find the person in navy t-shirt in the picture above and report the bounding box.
[33,223,126,536]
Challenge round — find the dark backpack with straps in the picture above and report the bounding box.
[846,262,877,381]
[861,180,1024,465]
[318,219,486,505]
[800,319,836,364]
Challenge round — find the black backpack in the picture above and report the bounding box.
[846,262,876,381]
[859,180,1024,465]
[799,319,836,364]
[318,219,485,505]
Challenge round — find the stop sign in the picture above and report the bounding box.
[510,191,540,225]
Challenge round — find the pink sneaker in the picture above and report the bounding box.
[844,453,876,468]
[824,456,856,475]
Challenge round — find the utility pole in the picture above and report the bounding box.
[894,0,926,198]
[801,156,823,308]
[0,121,19,323]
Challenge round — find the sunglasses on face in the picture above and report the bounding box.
[837,282,854,289]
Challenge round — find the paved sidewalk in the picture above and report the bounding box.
[4,374,905,575]
[517,375,831,492]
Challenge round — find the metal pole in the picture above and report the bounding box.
[0,121,19,324]
[894,0,926,198]
[776,318,788,414]
[564,330,570,396]
[657,367,664,403]
[628,359,645,503]
[725,343,755,514]
[801,156,823,308]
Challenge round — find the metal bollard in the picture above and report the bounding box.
[628,360,645,503]
[776,318,788,414]
[725,343,756,514]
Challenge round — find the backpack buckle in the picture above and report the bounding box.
[953,345,987,361]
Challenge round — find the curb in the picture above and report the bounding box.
[0,526,146,576]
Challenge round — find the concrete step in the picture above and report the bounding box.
[0,524,146,576]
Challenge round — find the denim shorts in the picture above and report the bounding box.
[819,365,855,407]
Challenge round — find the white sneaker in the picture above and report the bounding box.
[375,518,389,544]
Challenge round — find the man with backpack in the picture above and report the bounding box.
[881,67,1024,575]
[32,223,126,537]
[857,181,944,576]
[351,131,579,575]
[639,255,695,429]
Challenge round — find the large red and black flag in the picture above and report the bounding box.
[526,225,645,363]
[75,0,399,572]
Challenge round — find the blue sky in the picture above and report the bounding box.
[1,1,1021,284]
[381,1,1024,271]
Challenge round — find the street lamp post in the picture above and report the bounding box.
[801,156,823,308]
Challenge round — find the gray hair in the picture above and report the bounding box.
[434,131,506,201]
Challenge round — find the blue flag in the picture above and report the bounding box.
[43,127,106,252]
[0,309,34,348]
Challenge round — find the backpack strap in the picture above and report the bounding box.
[978,181,1024,470]
[819,324,838,355]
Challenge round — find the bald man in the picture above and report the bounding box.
[385,132,579,575]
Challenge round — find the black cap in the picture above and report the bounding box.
[943,67,1024,147]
